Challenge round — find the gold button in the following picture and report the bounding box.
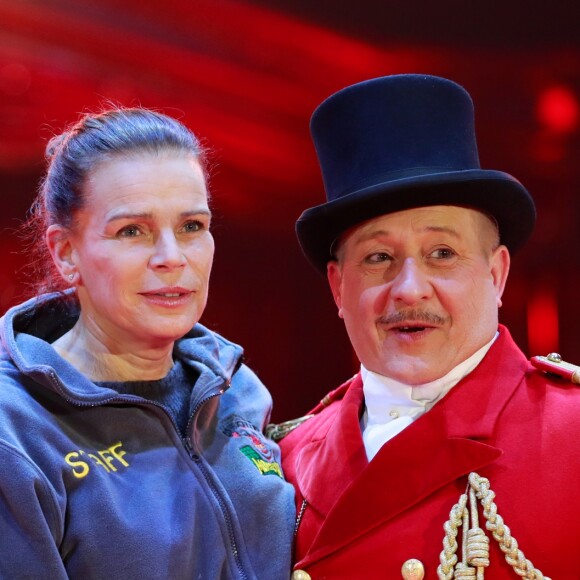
[401,558,425,580]
[292,571,311,580]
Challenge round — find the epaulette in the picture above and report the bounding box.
[308,381,351,414]
[266,380,353,441]
[530,352,580,384]
[265,414,315,442]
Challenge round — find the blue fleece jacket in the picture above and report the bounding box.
[0,293,295,579]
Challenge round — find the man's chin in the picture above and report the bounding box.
[375,357,451,385]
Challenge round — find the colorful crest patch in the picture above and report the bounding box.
[221,415,283,478]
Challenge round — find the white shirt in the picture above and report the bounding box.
[361,334,497,461]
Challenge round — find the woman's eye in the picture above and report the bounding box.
[182,220,203,233]
[364,252,392,264]
[118,225,142,238]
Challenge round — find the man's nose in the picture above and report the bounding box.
[389,258,432,305]
[149,231,187,270]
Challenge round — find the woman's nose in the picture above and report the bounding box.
[149,232,186,270]
[389,258,433,305]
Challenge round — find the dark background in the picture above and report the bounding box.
[1,0,579,421]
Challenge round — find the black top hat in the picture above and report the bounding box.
[296,74,536,272]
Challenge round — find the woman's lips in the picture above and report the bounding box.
[139,288,194,307]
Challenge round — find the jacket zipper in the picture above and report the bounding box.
[186,440,249,580]
[183,382,249,580]
[295,499,308,536]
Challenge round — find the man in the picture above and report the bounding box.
[277,75,580,579]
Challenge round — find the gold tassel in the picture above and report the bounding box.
[437,473,550,580]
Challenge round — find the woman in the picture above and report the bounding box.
[0,108,294,578]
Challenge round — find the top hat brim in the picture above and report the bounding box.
[296,169,536,273]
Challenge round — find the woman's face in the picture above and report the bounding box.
[62,152,214,351]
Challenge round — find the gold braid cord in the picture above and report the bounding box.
[437,473,550,580]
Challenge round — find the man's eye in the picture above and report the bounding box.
[364,252,392,264]
[118,225,142,237]
[430,248,456,259]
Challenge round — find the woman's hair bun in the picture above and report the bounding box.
[45,132,68,160]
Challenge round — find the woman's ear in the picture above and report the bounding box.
[45,224,77,283]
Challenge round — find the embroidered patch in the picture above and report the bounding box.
[221,415,283,477]
[239,445,283,477]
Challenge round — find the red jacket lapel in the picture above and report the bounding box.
[294,373,368,517]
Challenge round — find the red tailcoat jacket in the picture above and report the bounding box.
[280,326,580,579]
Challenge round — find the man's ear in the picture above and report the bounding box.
[327,260,344,318]
[490,245,510,308]
[45,224,77,282]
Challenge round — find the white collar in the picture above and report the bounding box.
[360,333,498,460]
[362,332,498,425]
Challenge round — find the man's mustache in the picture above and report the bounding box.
[378,310,448,326]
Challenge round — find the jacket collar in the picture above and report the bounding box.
[294,325,528,564]
[1,292,243,403]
